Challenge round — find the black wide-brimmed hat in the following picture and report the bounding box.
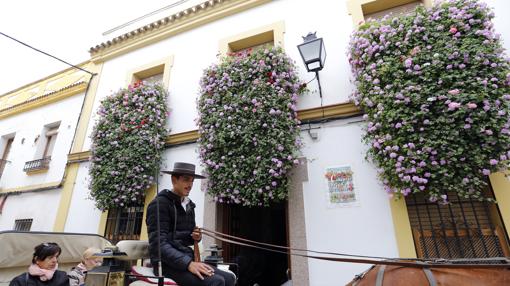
[161,162,206,179]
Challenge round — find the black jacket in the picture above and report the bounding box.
[146,189,197,272]
[9,270,69,286]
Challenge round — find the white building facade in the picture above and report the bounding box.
[0,64,97,232]
[2,0,510,285]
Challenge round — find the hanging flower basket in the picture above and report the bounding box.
[197,46,307,206]
[89,81,168,211]
[349,0,510,203]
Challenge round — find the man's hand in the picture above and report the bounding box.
[191,227,202,241]
[187,261,215,280]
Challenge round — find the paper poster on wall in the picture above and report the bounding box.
[324,165,359,207]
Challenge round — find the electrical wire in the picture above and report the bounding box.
[0,31,95,76]
[306,74,317,85]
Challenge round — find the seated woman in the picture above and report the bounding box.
[68,247,102,286]
[9,242,69,286]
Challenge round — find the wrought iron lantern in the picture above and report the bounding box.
[297,32,326,73]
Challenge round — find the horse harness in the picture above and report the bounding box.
[350,264,438,286]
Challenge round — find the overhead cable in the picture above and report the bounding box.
[0,31,95,76]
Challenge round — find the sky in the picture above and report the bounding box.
[1,0,510,96]
[0,0,195,95]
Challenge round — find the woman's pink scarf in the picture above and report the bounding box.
[28,263,58,281]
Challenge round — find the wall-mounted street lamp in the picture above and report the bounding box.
[297,32,326,99]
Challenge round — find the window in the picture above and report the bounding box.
[133,65,164,85]
[219,21,285,56]
[364,1,422,21]
[406,190,510,258]
[14,219,33,231]
[127,56,173,88]
[104,206,144,244]
[0,137,14,178]
[24,123,59,174]
[347,0,433,25]
[43,125,59,159]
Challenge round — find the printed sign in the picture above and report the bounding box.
[324,166,359,207]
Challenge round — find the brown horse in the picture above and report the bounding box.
[347,262,510,286]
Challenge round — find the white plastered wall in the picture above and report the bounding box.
[0,93,84,189]
[300,118,399,284]
[0,189,61,231]
[0,93,84,231]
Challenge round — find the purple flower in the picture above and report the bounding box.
[404,58,413,68]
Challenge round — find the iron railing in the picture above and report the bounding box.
[406,190,510,260]
[23,157,51,172]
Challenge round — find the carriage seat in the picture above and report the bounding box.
[130,266,178,285]
[116,240,178,285]
[116,240,236,285]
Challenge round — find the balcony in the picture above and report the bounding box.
[23,157,51,174]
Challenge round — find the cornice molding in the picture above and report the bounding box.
[298,102,361,121]
[68,102,362,162]
[0,82,88,119]
[0,181,62,195]
[165,130,200,146]
[67,150,92,164]
[89,0,272,63]
[25,168,49,175]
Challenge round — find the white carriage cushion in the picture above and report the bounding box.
[217,264,237,280]
[116,240,150,260]
[131,266,178,285]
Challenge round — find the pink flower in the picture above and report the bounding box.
[448,102,461,110]
[466,103,477,109]
[448,89,460,95]
[449,26,458,34]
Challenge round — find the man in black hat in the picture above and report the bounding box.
[146,162,235,286]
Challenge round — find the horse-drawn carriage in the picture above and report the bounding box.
[1,230,509,285]
[0,231,187,286]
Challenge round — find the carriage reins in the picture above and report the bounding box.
[199,227,510,269]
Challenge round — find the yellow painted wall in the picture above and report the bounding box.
[490,172,510,239]
[53,63,104,232]
[389,198,417,258]
[140,186,157,241]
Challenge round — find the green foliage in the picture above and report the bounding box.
[89,82,168,210]
[197,47,307,206]
[349,0,510,202]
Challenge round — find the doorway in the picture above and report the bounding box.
[220,202,289,286]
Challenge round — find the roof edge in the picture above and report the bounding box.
[89,0,272,62]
